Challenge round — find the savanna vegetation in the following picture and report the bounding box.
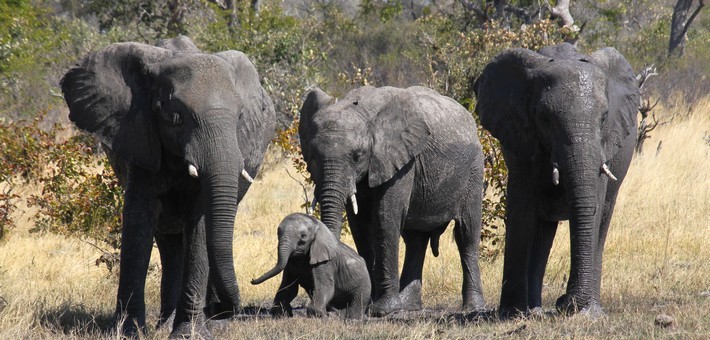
[0,0,707,338]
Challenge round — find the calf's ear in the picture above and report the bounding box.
[309,219,339,265]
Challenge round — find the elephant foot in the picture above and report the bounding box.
[462,293,486,312]
[399,281,423,311]
[556,293,591,315]
[114,313,145,338]
[270,304,293,318]
[156,311,175,330]
[344,307,366,320]
[579,302,606,319]
[204,301,236,320]
[497,305,527,320]
[370,294,403,317]
[169,319,213,340]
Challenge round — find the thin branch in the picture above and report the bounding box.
[636,64,658,93]
[284,166,313,215]
[81,238,112,254]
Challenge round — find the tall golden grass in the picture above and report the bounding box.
[0,97,707,338]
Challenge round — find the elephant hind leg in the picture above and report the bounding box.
[345,289,371,320]
[526,219,558,310]
[453,217,486,310]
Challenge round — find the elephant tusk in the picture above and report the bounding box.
[350,194,359,215]
[552,166,560,186]
[188,164,199,178]
[241,169,254,183]
[601,163,618,181]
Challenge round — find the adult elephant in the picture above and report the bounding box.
[61,37,275,337]
[474,43,639,317]
[299,86,486,316]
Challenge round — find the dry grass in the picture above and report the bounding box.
[0,98,708,339]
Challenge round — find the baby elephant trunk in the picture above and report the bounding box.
[251,238,293,285]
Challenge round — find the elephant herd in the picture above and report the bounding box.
[60,35,639,338]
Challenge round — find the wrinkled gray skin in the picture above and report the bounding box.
[250,213,371,319]
[474,43,639,318]
[299,86,486,316]
[61,36,275,337]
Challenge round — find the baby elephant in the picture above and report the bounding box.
[251,213,371,319]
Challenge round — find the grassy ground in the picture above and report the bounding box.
[0,97,708,339]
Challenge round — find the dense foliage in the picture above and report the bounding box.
[0,114,122,249]
[0,0,707,260]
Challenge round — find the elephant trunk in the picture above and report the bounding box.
[190,120,243,313]
[251,234,294,284]
[316,164,349,241]
[558,140,604,312]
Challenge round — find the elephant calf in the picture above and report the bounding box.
[251,213,371,319]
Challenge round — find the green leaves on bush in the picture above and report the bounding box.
[0,115,122,249]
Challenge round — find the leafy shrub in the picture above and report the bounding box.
[0,114,122,249]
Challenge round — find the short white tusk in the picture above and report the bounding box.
[350,194,359,215]
[552,167,560,186]
[241,169,254,183]
[188,164,199,178]
[601,163,617,181]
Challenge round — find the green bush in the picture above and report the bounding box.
[0,114,122,249]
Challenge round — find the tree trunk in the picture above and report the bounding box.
[550,0,575,28]
[669,0,705,57]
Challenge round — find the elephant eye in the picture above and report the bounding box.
[352,150,365,163]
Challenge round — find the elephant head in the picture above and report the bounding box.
[60,41,266,310]
[474,43,639,312]
[251,213,339,284]
[298,86,431,238]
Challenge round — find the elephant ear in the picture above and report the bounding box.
[368,90,431,188]
[310,219,339,265]
[539,42,587,61]
[474,48,551,159]
[215,50,261,92]
[155,35,200,52]
[589,47,640,160]
[61,42,173,172]
[298,88,334,163]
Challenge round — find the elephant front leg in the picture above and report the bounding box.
[499,172,539,318]
[307,264,335,317]
[271,273,299,318]
[115,167,159,336]
[155,233,184,329]
[526,219,558,311]
[170,216,211,339]
[369,169,414,317]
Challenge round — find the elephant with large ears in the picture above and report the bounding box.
[250,213,371,320]
[61,36,275,337]
[299,85,486,316]
[474,43,639,317]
